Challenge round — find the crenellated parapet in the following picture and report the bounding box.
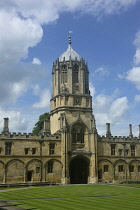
[0,132,61,140]
[98,123,140,142]
[99,135,140,142]
[0,118,61,141]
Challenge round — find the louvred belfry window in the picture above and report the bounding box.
[73,65,79,83]
[61,65,67,83]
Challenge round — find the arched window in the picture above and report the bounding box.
[72,128,76,143]
[80,128,84,143]
[48,160,53,173]
[73,65,79,83]
[61,65,67,83]
[72,126,84,143]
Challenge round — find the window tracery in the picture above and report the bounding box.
[61,65,67,83]
[73,65,79,83]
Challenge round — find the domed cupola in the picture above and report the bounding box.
[59,36,81,62]
[51,34,90,100]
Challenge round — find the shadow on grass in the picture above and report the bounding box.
[0,202,37,210]
[0,203,37,210]
[16,204,37,210]
[16,203,37,210]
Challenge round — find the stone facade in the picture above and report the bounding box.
[0,38,140,184]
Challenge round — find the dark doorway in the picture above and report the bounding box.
[98,169,102,182]
[69,157,89,184]
[27,171,32,181]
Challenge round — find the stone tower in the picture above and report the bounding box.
[50,36,98,184]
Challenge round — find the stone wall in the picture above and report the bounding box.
[98,135,140,183]
[0,132,62,184]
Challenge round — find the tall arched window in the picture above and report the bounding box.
[73,65,79,83]
[72,128,76,143]
[80,128,84,143]
[61,65,67,83]
[48,160,53,173]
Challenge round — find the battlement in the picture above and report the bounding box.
[0,131,60,140]
[0,118,61,140]
[99,135,140,142]
[98,123,140,142]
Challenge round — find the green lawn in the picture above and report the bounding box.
[0,184,140,209]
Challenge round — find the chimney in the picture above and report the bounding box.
[3,118,9,134]
[129,124,133,138]
[106,123,111,137]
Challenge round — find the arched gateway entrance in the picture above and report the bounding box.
[69,156,89,184]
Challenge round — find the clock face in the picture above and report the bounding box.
[75,98,80,104]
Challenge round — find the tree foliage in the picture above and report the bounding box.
[32,112,50,134]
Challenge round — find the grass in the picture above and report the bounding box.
[0,184,140,209]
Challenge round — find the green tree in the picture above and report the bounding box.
[32,112,50,134]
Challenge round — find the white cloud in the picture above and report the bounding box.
[0,63,47,105]
[32,58,42,65]
[0,0,138,66]
[32,84,41,95]
[93,91,129,132]
[93,89,119,112]
[0,0,138,25]
[133,49,140,66]
[78,0,138,18]
[126,67,140,90]
[93,66,109,77]
[118,73,126,79]
[0,10,43,64]
[12,81,29,99]
[89,82,96,97]
[134,30,140,47]
[109,97,128,120]
[133,31,140,66]
[134,94,140,102]
[125,31,140,89]
[32,88,51,108]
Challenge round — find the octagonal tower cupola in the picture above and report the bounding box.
[51,35,90,98]
[59,36,81,62]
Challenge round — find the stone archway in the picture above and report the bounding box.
[69,156,89,184]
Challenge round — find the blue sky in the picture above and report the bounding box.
[0,0,140,136]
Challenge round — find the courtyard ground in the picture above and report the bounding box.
[0,184,140,210]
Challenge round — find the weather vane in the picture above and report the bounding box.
[68,31,72,45]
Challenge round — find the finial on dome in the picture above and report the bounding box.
[68,31,72,45]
